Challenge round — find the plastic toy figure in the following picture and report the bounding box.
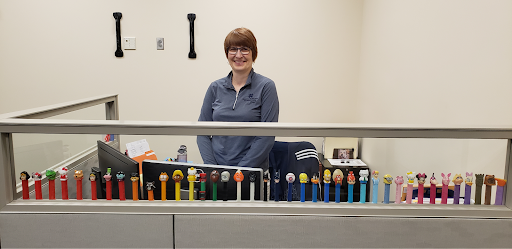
[440,173,451,204]
[311,174,319,203]
[234,170,244,202]
[112,170,123,201]
[32,172,43,200]
[74,170,84,200]
[263,171,269,201]
[429,173,438,204]
[484,175,496,205]
[394,176,404,204]
[103,168,113,200]
[371,171,379,204]
[46,170,57,200]
[159,172,169,201]
[299,173,308,202]
[146,181,156,201]
[475,174,484,205]
[130,173,139,201]
[452,174,463,204]
[416,173,426,204]
[187,167,197,201]
[199,172,207,201]
[177,145,187,162]
[89,173,97,200]
[405,172,415,204]
[464,172,473,205]
[286,173,295,202]
[59,166,69,200]
[323,169,331,203]
[359,170,369,204]
[274,171,280,202]
[333,169,343,203]
[221,171,230,201]
[383,174,393,204]
[495,178,506,205]
[20,171,30,200]
[172,170,184,201]
[249,172,257,202]
[347,171,356,203]
[210,170,220,201]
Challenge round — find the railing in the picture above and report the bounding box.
[1,95,512,218]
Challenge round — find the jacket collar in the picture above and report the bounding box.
[223,68,255,89]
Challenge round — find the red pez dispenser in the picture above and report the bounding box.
[20,171,30,200]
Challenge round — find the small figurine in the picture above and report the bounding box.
[495,178,507,205]
[452,174,464,204]
[234,170,244,202]
[286,173,295,202]
[74,170,84,200]
[103,168,113,200]
[382,174,393,204]
[475,174,484,205]
[221,171,230,201]
[130,173,139,201]
[323,169,331,203]
[440,173,451,204]
[274,171,280,202]
[59,166,69,200]
[347,171,356,203]
[199,172,207,201]
[405,172,415,204]
[484,175,496,205]
[32,172,43,200]
[159,172,169,201]
[146,181,156,201]
[187,167,197,201]
[416,173,426,204]
[371,171,379,204]
[299,173,308,202]
[332,169,343,203]
[89,173,97,200]
[115,171,126,201]
[177,145,187,162]
[429,173,438,204]
[394,176,404,204]
[20,171,30,200]
[172,170,184,201]
[210,170,220,201]
[464,172,473,205]
[263,171,269,201]
[359,170,369,204]
[46,170,57,200]
[311,173,319,203]
[249,172,257,202]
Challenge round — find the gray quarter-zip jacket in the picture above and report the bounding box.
[197,69,279,170]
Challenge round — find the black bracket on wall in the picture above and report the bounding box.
[188,13,196,59]
[113,12,123,58]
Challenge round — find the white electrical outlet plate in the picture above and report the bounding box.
[156,37,164,50]
[124,37,136,50]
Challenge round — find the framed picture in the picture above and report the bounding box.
[333,148,354,159]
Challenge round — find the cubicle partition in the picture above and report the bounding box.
[1,95,512,248]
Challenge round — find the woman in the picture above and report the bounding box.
[197,27,279,170]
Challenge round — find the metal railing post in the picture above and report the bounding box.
[0,133,16,209]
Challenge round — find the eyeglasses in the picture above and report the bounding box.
[228,46,251,55]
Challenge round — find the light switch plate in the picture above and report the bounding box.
[123,37,136,50]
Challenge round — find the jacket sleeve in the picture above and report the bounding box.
[197,84,219,165]
[237,80,279,168]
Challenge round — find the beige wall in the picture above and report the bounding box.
[1,0,511,203]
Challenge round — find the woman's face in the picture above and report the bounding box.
[227,46,253,74]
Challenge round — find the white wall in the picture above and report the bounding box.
[356,0,512,203]
[0,0,363,165]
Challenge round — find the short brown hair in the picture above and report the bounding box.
[224,27,258,61]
